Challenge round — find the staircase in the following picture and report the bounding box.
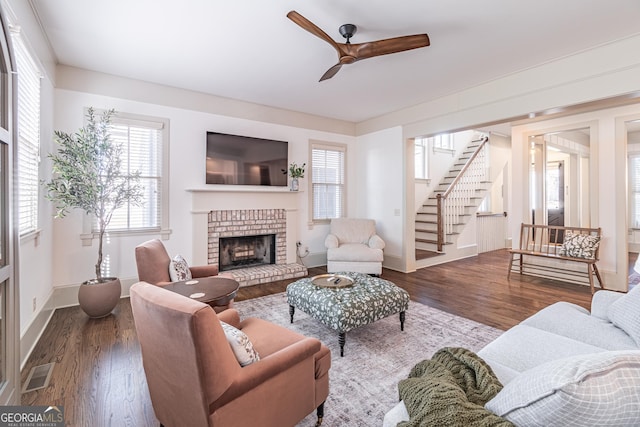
[415,136,491,258]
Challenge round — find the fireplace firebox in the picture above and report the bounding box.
[219,234,276,272]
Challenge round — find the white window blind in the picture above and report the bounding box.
[311,143,345,221]
[13,32,41,236]
[95,116,163,232]
[630,154,640,228]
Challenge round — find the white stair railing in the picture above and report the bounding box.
[436,137,489,251]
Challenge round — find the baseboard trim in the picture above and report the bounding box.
[298,252,327,269]
[20,305,55,371]
[20,277,138,369]
[382,255,406,272]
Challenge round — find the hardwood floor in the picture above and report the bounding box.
[20,249,593,426]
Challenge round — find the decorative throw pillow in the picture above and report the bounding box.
[558,231,601,259]
[485,351,640,426]
[607,285,640,346]
[169,254,192,281]
[220,321,260,367]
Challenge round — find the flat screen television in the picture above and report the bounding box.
[206,132,288,186]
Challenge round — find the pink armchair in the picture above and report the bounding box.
[135,239,234,313]
[130,282,331,427]
[135,239,219,286]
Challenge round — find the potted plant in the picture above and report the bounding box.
[283,162,305,191]
[44,107,144,318]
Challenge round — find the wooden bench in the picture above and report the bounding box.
[508,223,604,293]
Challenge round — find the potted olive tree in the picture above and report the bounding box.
[44,107,143,318]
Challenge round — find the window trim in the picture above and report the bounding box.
[308,140,347,225]
[80,110,171,245]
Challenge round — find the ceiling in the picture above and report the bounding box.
[28,0,640,123]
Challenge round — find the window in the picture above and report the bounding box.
[629,154,640,228]
[414,137,428,179]
[414,133,454,180]
[84,112,170,240]
[311,142,345,221]
[432,133,454,150]
[13,31,41,237]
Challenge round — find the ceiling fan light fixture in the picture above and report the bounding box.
[339,24,357,43]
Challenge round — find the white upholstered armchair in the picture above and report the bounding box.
[324,218,385,275]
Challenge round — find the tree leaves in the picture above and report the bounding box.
[43,107,144,279]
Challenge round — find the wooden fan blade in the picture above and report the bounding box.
[352,34,430,60]
[319,63,343,81]
[287,11,341,51]
[319,56,356,81]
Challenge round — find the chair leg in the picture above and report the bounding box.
[315,402,325,426]
[587,264,595,294]
[593,264,605,290]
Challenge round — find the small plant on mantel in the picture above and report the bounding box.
[283,162,306,179]
[43,107,144,317]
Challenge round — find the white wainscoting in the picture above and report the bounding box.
[476,213,508,253]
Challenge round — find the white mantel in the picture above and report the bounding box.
[187,187,301,265]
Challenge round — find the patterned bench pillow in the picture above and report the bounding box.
[558,231,600,259]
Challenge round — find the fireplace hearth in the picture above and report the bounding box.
[219,234,276,272]
[207,209,307,287]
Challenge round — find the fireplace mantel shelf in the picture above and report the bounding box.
[187,187,303,194]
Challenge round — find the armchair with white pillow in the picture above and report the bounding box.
[135,238,219,285]
[324,218,385,275]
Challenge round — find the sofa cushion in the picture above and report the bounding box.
[485,351,640,426]
[591,290,625,320]
[478,324,606,375]
[607,285,640,347]
[169,254,192,281]
[329,218,376,245]
[326,243,383,262]
[220,321,260,367]
[558,230,601,259]
[521,301,638,350]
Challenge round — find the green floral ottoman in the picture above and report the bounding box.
[286,272,410,357]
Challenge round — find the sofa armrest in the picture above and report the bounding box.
[189,264,219,278]
[217,308,241,328]
[369,234,386,250]
[211,337,321,411]
[325,234,339,249]
[591,290,625,320]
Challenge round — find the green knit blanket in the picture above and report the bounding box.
[397,347,514,427]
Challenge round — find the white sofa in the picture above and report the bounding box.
[384,288,640,426]
[325,218,385,275]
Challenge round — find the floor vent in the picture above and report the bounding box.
[22,362,55,393]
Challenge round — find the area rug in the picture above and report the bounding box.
[233,293,504,427]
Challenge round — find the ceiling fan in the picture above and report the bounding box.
[287,10,430,82]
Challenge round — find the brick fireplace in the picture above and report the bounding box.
[207,209,307,286]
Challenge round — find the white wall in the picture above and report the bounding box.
[51,87,356,289]
[18,76,55,337]
[354,127,404,270]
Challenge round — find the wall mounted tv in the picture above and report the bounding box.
[206,132,288,186]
